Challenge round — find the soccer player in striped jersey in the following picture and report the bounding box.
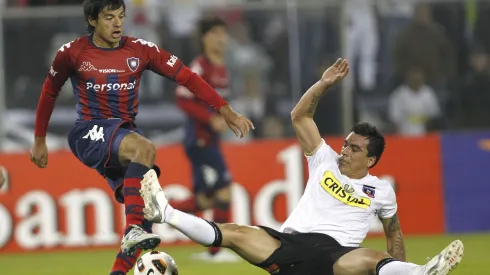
[29,1,253,275]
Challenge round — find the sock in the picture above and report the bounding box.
[123,162,150,228]
[377,258,422,275]
[171,196,200,213]
[111,220,153,275]
[164,202,222,247]
[208,200,231,255]
[110,249,142,275]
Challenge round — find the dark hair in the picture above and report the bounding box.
[351,122,385,168]
[197,17,227,51]
[199,17,227,38]
[83,0,126,33]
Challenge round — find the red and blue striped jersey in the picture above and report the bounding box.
[175,55,230,147]
[35,34,227,137]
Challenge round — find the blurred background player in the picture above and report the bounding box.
[173,17,239,262]
[29,1,253,275]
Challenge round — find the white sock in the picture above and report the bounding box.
[163,202,218,247]
[378,260,424,275]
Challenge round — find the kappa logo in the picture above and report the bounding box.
[166,55,178,68]
[320,171,371,209]
[49,66,58,77]
[82,125,105,142]
[201,165,218,187]
[127,57,140,72]
[78,62,98,72]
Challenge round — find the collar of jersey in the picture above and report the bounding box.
[88,33,124,51]
[348,173,373,183]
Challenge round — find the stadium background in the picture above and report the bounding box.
[0,0,489,274]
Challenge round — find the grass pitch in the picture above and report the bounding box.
[1,233,488,274]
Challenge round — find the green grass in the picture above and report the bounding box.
[1,233,488,275]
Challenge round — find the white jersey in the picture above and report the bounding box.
[280,139,397,247]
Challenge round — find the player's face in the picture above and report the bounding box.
[339,133,375,176]
[90,6,125,48]
[203,26,228,54]
[407,69,424,89]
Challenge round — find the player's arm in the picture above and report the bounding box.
[140,40,253,137]
[31,42,73,168]
[175,62,213,124]
[291,58,349,155]
[176,96,213,123]
[380,213,406,261]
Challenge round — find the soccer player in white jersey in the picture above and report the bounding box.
[136,58,464,275]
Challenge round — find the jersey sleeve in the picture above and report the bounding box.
[378,184,398,219]
[34,42,74,137]
[175,61,213,123]
[134,39,227,110]
[175,61,203,99]
[305,139,340,172]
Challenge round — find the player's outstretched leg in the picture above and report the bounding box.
[206,185,237,261]
[333,240,464,275]
[117,133,161,256]
[139,169,280,265]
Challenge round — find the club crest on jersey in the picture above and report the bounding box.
[362,185,376,198]
[127,57,140,72]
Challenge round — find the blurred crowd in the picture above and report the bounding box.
[353,0,490,137]
[0,0,489,150]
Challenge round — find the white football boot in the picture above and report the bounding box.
[140,169,168,223]
[120,224,161,256]
[421,240,464,275]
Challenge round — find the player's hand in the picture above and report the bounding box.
[219,105,255,138]
[210,114,228,133]
[30,137,48,168]
[320,58,350,87]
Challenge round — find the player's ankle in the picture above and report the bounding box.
[205,221,223,247]
[109,271,125,275]
[124,224,142,235]
[376,258,397,274]
[163,204,175,223]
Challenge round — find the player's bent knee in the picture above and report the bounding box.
[118,133,156,165]
[136,140,156,160]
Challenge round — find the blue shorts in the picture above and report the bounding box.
[185,145,232,194]
[67,118,160,203]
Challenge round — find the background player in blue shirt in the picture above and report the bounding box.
[29,1,254,275]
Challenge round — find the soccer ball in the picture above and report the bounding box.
[134,251,178,275]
